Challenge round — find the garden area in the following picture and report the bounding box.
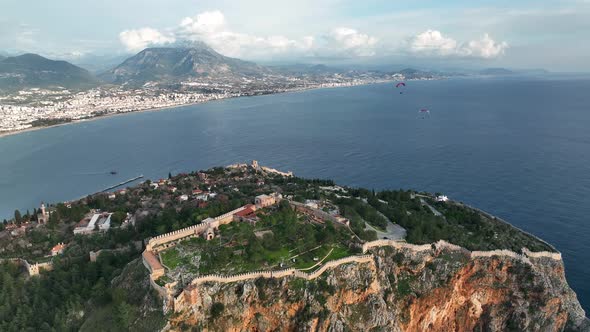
[159,202,359,279]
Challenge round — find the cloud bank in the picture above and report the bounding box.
[119,28,175,52]
[119,10,507,60]
[410,30,508,58]
[175,10,315,58]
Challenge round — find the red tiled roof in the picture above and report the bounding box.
[235,204,256,217]
[51,243,66,252]
[142,251,163,271]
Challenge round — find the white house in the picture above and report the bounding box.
[436,195,449,202]
[74,212,112,235]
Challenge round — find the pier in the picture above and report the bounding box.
[101,175,144,192]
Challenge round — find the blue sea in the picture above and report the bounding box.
[1,76,589,312]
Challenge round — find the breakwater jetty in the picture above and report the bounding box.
[101,175,144,192]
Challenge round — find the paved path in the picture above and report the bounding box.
[297,247,335,271]
[364,211,406,240]
[420,198,444,218]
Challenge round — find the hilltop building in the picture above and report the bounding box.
[255,193,282,209]
[233,204,259,224]
[73,212,112,235]
[51,243,66,256]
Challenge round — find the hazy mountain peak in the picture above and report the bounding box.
[102,44,269,85]
[0,53,98,92]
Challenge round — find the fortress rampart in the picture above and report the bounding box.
[362,239,562,264]
[0,258,53,276]
[174,254,374,312]
[187,254,374,287]
[145,205,247,252]
[162,238,563,313]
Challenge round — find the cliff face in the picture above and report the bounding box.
[170,246,589,332]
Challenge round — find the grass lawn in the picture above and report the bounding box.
[160,248,181,269]
[293,244,352,270]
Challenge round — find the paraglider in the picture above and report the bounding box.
[395,82,406,94]
[418,109,430,119]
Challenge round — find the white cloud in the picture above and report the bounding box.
[411,30,457,56]
[179,10,226,35]
[119,10,377,59]
[410,30,507,59]
[119,27,175,52]
[322,27,378,56]
[176,10,315,58]
[464,33,508,58]
[117,11,507,61]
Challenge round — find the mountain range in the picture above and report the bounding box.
[0,43,542,93]
[99,43,270,85]
[0,54,98,92]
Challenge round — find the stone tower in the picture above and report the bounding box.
[38,202,49,224]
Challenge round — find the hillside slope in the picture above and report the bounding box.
[171,244,589,331]
[0,53,98,91]
[101,43,270,85]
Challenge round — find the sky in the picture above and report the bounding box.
[1,0,589,71]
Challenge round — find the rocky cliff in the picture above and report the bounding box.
[169,244,589,331]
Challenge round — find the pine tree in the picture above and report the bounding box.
[14,210,22,225]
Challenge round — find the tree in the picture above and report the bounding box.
[115,301,133,328]
[210,302,224,318]
[168,172,172,179]
[14,210,22,225]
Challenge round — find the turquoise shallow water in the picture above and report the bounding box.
[1,76,589,312]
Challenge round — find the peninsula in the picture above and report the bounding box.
[0,161,587,331]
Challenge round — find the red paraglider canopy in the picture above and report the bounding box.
[395,82,406,88]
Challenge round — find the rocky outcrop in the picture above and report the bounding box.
[170,244,589,331]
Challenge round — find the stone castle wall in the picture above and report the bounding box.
[187,254,374,287]
[362,239,561,265]
[362,239,432,253]
[146,206,247,251]
[0,258,53,277]
[174,254,375,312]
[522,247,562,260]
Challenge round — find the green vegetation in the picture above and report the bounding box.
[160,248,181,269]
[161,203,358,277]
[395,275,415,298]
[30,118,72,128]
[210,302,224,319]
[0,241,146,331]
[337,197,388,230]
[359,190,555,252]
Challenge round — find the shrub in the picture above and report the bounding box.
[210,302,224,318]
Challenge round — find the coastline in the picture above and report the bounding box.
[0,80,392,139]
